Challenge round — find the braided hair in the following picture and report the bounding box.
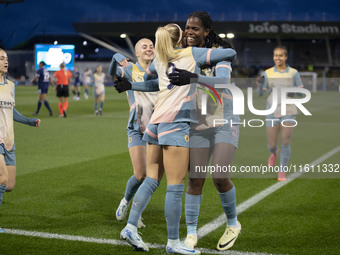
[187,11,232,49]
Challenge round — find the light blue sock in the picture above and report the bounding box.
[219,186,237,226]
[124,175,142,202]
[127,177,160,227]
[280,144,291,170]
[0,184,6,206]
[94,102,98,110]
[185,193,202,235]
[164,184,185,240]
[100,101,104,109]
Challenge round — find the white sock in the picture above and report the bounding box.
[126,223,137,232]
[167,239,180,246]
[122,197,129,204]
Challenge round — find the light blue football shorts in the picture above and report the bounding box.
[143,122,190,147]
[127,128,146,148]
[190,124,239,149]
[0,143,16,166]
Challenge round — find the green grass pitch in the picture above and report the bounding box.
[0,86,339,254]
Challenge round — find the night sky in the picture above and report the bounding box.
[1,0,340,49]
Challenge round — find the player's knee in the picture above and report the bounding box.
[281,140,291,146]
[0,175,9,187]
[213,178,233,192]
[187,178,205,194]
[136,173,146,182]
[134,167,146,181]
[6,184,14,192]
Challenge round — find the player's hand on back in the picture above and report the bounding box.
[168,68,198,86]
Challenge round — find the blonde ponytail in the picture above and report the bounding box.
[155,23,182,67]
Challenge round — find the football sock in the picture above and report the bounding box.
[36,101,42,113]
[63,101,68,111]
[124,175,142,202]
[219,186,237,226]
[94,102,98,111]
[44,101,52,113]
[185,193,202,235]
[126,223,137,232]
[100,101,104,109]
[280,144,291,171]
[167,238,180,246]
[127,177,160,227]
[165,184,185,240]
[0,184,6,206]
[58,102,63,115]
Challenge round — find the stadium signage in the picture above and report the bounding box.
[248,22,339,34]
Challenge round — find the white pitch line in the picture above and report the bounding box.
[3,229,127,246]
[3,229,277,255]
[197,146,340,239]
[196,248,278,255]
[3,146,339,255]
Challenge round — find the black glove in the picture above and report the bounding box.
[168,68,199,86]
[114,76,131,93]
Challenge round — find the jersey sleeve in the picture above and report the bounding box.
[13,108,37,126]
[109,53,133,81]
[196,61,231,87]
[36,69,41,78]
[294,71,303,87]
[131,79,159,92]
[119,65,133,81]
[258,72,269,96]
[143,61,158,80]
[109,53,128,75]
[114,53,128,63]
[192,47,236,68]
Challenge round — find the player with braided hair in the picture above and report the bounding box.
[185,11,231,49]
[170,11,241,251]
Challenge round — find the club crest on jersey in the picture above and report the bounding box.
[184,134,189,142]
[129,136,133,143]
